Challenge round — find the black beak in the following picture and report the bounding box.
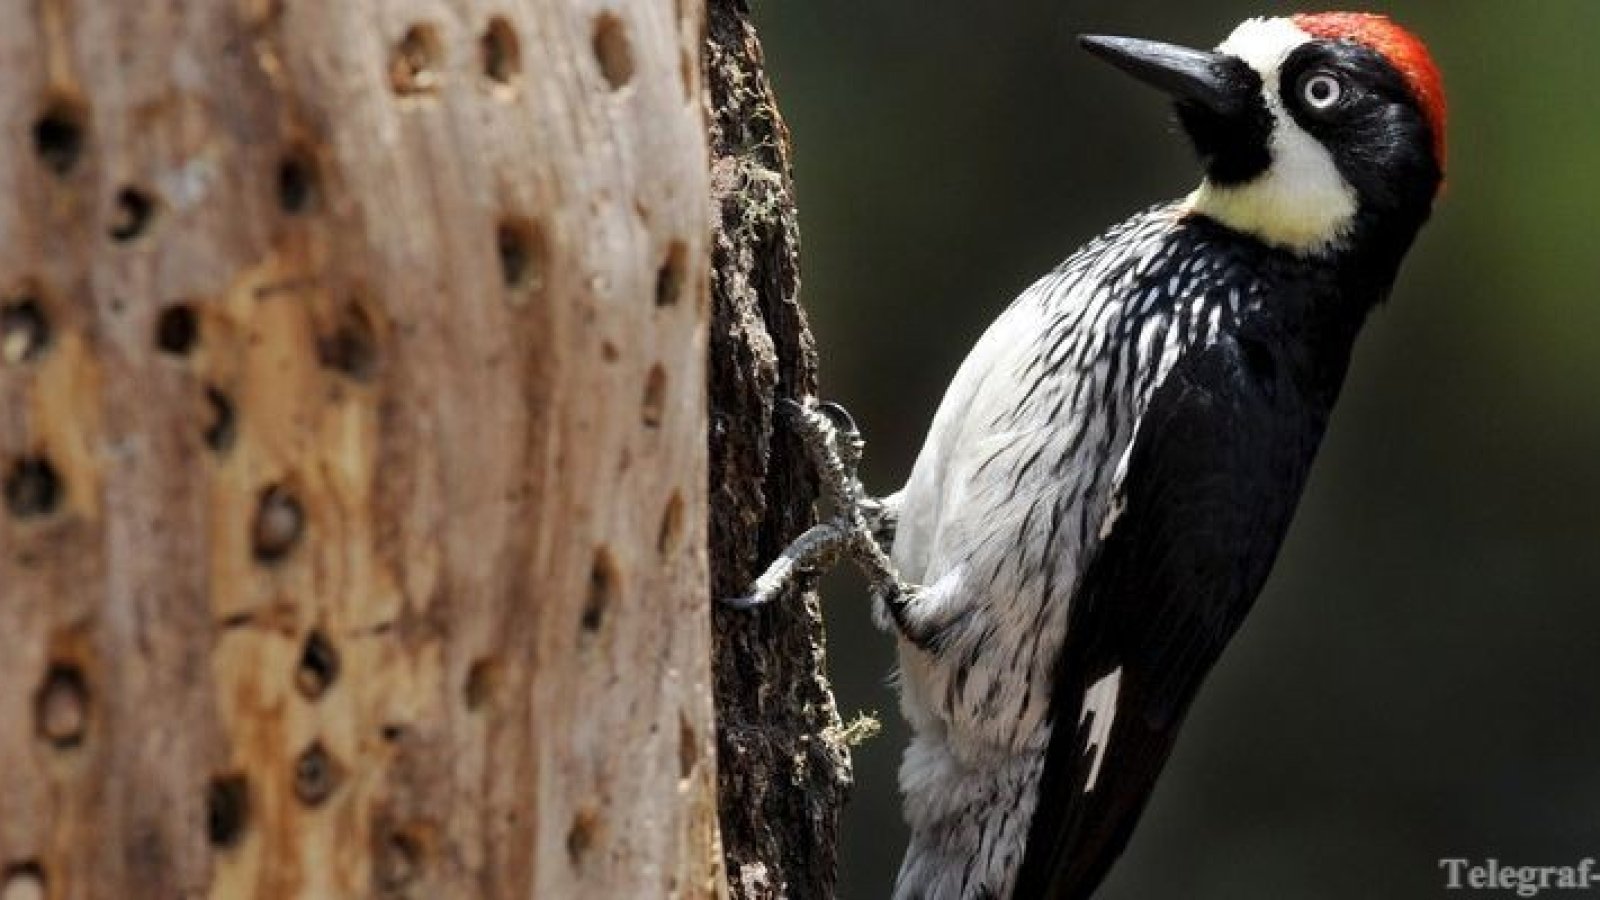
[1079,35,1249,118]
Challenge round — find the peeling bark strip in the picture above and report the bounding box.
[706,1,854,898]
[0,1,718,898]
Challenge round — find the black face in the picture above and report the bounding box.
[1276,40,1442,219]
[1172,57,1274,186]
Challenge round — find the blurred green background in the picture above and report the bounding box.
[753,1,1600,897]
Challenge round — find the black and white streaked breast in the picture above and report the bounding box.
[892,201,1319,753]
[889,201,1355,900]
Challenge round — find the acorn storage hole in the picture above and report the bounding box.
[33,97,86,176]
[582,549,619,635]
[657,492,684,555]
[678,711,698,780]
[496,217,547,303]
[295,630,340,701]
[641,365,666,428]
[655,241,687,308]
[464,657,501,712]
[481,17,521,86]
[34,663,88,748]
[1,297,49,365]
[1,861,46,900]
[108,187,155,242]
[592,13,635,90]
[4,456,61,520]
[293,741,343,806]
[390,23,443,96]
[203,387,236,454]
[206,774,251,849]
[277,147,321,214]
[566,808,600,865]
[374,827,424,891]
[251,485,304,563]
[316,301,379,382]
[155,303,199,355]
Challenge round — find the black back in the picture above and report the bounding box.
[1011,215,1377,899]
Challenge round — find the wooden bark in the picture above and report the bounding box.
[0,2,718,898]
[705,2,853,898]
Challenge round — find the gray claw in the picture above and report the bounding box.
[817,401,859,438]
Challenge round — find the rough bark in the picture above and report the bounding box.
[0,2,717,898]
[705,2,853,898]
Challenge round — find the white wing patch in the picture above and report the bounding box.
[1184,17,1358,254]
[1080,666,1124,793]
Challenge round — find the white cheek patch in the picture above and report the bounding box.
[1183,17,1359,255]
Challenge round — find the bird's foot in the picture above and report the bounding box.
[724,398,910,610]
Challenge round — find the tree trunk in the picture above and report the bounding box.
[705,2,853,898]
[0,2,720,898]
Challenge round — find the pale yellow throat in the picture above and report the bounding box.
[1183,170,1358,255]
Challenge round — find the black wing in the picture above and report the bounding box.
[1011,325,1340,899]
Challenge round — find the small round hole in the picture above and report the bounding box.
[203,386,236,454]
[1,297,50,365]
[374,827,423,890]
[655,241,687,308]
[592,14,636,90]
[295,630,340,701]
[678,711,697,780]
[316,301,379,382]
[293,741,342,806]
[277,149,320,214]
[1,861,46,900]
[206,773,251,849]
[155,304,199,355]
[496,217,547,305]
[35,663,88,748]
[464,657,501,712]
[657,492,684,555]
[390,23,444,97]
[33,97,86,176]
[642,366,666,428]
[481,17,521,86]
[109,187,155,242]
[582,549,618,635]
[5,456,61,520]
[251,485,304,564]
[567,808,600,865]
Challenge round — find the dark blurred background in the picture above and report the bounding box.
[752,1,1600,897]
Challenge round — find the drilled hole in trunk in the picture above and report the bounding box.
[33,97,86,175]
[109,187,155,241]
[5,457,61,519]
[481,17,521,86]
[592,14,635,90]
[155,304,199,355]
[1,298,49,365]
[206,774,251,849]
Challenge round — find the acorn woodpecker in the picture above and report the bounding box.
[729,12,1446,899]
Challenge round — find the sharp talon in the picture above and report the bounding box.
[778,397,812,421]
[817,401,859,437]
[721,593,768,611]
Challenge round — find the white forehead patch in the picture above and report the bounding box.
[1216,15,1311,72]
[1183,16,1359,255]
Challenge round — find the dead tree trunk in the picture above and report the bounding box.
[0,2,720,898]
[705,2,853,898]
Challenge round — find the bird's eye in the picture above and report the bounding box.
[1300,71,1345,111]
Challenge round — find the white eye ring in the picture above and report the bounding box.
[1301,72,1345,110]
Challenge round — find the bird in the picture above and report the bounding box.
[728,12,1446,899]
